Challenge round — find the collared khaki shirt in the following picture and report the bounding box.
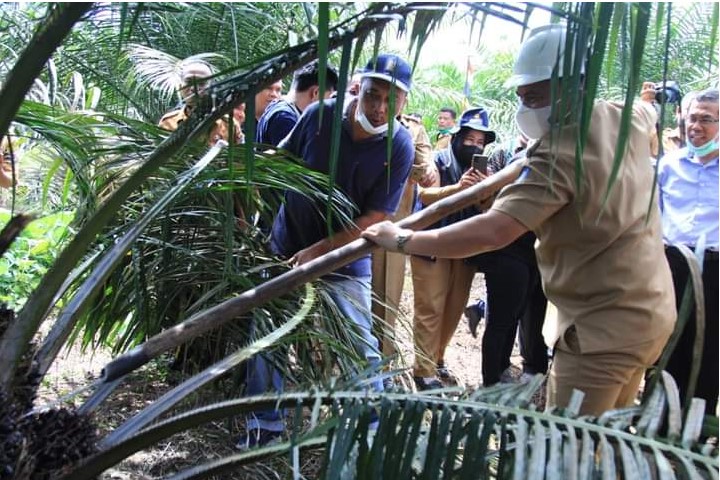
[435,132,451,151]
[158,106,241,146]
[492,101,676,353]
[661,127,683,154]
[395,114,434,219]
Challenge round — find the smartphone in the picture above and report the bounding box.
[471,154,488,174]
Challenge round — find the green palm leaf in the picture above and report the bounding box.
[34,139,228,379]
[599,3,651,211]
[0,3,92,140]
[97,283,315,448]
[60,374,717,480]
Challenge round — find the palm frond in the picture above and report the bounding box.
[0,3,92,140]
[97,165,521,382]
[34,139,229,379]
[126,44,227,104]
[96,283,316,448]
[61,372,717,480]
[0,213,33,256]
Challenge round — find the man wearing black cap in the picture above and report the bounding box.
[238,53,415,449]
[409,107,494,390]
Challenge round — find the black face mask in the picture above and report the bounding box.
[452,135,483,170]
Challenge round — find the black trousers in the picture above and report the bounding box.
[519,264,548,376]
[471,250,548,386]
[664,246,719,415]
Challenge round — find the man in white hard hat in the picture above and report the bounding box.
[362,24,676,415]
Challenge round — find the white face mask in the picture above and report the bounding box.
[515,104,552,140]
[354,99,389,135]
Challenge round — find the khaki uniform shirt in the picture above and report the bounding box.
[0,136,16,188]
[492,101,676,353]
[661,127,683,154]
[158,106,241,146]
[649,126,684,158]
[395,114,434,219]
[435,132,451,151]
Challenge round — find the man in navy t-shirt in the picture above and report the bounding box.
[256,60,339,147]
[238,53,415,450]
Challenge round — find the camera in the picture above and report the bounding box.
[654,81,682,104]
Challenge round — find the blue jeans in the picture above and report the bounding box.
[245,274,383,431]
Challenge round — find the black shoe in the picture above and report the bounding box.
[436,362,451,380]
[383,376,395,391]
[437,364,458,385]
[465,303,484,338]
[234,428,283,450]
[414,376,444,391]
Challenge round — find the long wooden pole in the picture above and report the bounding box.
[101,163,522,382]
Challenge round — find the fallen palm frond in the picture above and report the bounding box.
[60,372,717,480]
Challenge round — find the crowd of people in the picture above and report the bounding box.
[156,23,718,450]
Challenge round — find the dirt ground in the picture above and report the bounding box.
[36,262,536,478]
[391,262,519,388]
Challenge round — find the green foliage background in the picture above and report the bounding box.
[0,2,717,478]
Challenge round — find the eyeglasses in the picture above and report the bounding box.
[686,115,719,126]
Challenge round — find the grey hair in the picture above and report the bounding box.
[693,88,719,105]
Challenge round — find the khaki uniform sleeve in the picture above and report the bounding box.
[491,140,576,231]
[158,110,183,131]
[411,123,432,168]
[435,134,450,151]
[418,183,462,206]
[208,118,229,146]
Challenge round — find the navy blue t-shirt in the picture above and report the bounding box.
[256,99,301,146]
[271,98,414,276]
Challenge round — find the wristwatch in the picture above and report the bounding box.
[396,232,413,253]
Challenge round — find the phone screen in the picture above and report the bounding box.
[472,154,488,174]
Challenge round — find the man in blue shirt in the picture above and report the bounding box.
[238,54,415,449]
[256,61,339,146]
[657,87,719,415]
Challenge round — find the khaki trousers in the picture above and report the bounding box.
[410,255,475,377]
[547,326,670,416]
[372,181,416,357]
[371,249,408,357]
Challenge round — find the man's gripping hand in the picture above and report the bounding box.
[362,221,413,253]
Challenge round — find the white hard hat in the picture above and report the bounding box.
[504,24,572,89]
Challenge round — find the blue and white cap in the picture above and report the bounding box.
[361,54,412,92]
[451,107,496,144]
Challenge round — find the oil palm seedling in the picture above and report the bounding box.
[0,2,717,478]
